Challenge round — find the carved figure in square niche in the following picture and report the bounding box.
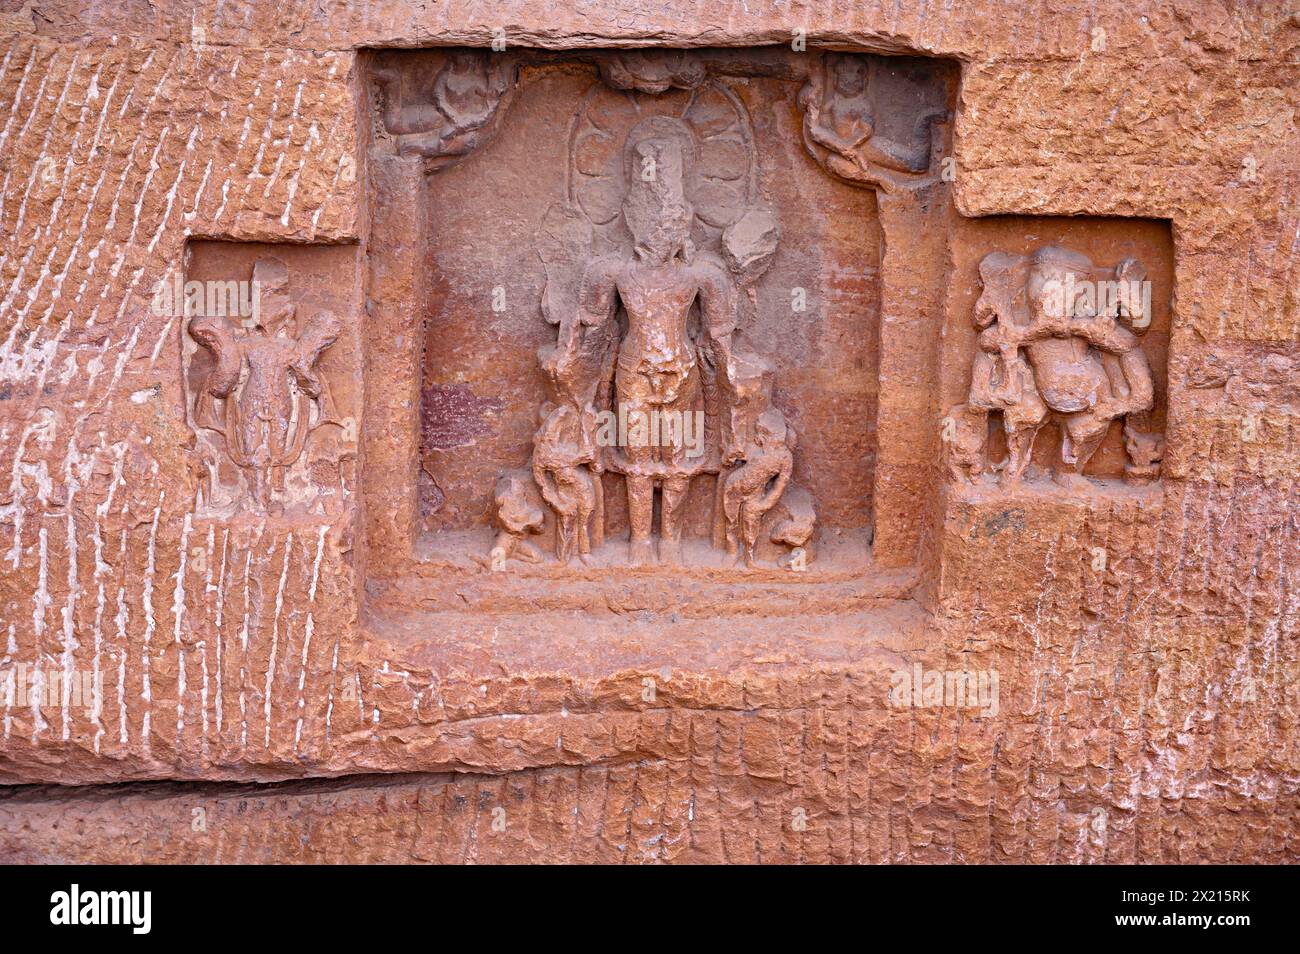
[189,258,340,513]
[799,53,947,192]
[372,51,517,171]
[498,76,817,569]
[950,246,1161,488]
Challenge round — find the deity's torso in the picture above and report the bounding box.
[823,96,873,149]
[615,262,699,372]
[610,261,708,414]
[1026,336,1111,414]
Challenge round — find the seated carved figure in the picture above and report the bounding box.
[479,472,546,568]
[962,246,1156,487]
[770,485,817,568]
[799,53,947,187]
[723,409,794,567]
[371,51,515,169]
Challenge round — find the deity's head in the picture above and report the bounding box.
[252,257,293,333]
[1027,246,1095,321]
[623,136,693,266]
[443,50,489,88]
[831,55,869,97]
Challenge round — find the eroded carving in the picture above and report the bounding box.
[373,49,959,569]
[723,408,793,567]
[949,246,1160,488]
[188,257,341,514]
[597,50,707,93]
[498,76,815,568]
[372,51,517,171]
[771,485,817,567]
[798,53,947,192]
[477,471,546,568]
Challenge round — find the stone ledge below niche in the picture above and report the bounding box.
[362,601,930,683]
[944,473,1164,510]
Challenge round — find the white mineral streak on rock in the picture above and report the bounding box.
[30,526,51,742]
[59,440,94,741]
[238,523,265,752]
[172,512,192,746]
[294,524,328,752]
[264,532,292,749]
[2,622,15,739]
[140,491,164,755]
[115,582,128,747]
[89,441,126,753]
[214,528,229,735]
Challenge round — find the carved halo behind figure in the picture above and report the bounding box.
[566,78,759,243]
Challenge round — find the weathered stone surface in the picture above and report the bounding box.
[0,2,1296,864]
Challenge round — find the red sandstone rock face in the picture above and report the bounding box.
[0,2,1297,864]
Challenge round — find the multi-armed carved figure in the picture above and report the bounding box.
[189,258,340,513]
[951,246,1158,487]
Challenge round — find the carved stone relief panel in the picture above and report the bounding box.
[799,52,949,193]
[182,242,360,519]
[364,48,955,578]
[941,218,1172,490]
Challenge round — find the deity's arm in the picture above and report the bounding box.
[563,258,619,356]
[531,458,568,516]
[757,451,794,512]
[1114,347,1155,413]
[696,260,739,366]
[1114,258,1149,328]
[1065,316,1154,413]
[576,259,619,327]
[973,290,999,330]
[1069,314,1141,356]
[976,324,1005,353]
[188,315,242,398]
[290,310,341,400]
[577,406,603,472]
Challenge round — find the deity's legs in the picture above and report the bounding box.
[1057,411,1112,488]
[658,476,690,565]
[625,474,656,565]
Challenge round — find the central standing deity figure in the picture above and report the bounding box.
[569,136,738,565]
[490,78,817,570]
